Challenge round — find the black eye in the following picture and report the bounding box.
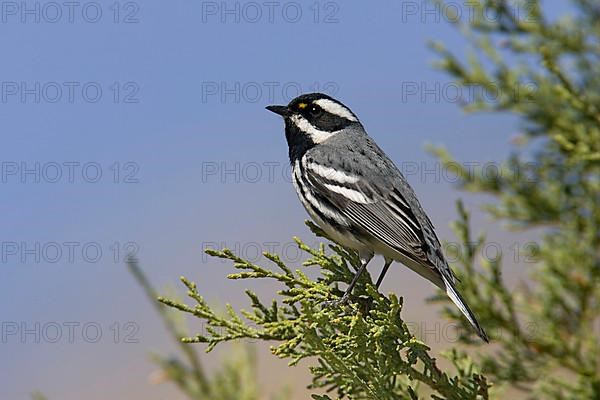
[309,106,321,116]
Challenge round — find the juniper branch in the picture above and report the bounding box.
[159,222,489,400]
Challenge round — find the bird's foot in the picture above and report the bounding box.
[357,295,373,314]
[321,294,350,309]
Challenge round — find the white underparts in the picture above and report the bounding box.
[292,160,347,225]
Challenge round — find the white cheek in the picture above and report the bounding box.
[290,115,338,143]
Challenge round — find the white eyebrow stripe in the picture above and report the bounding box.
[290,114,339,143]
[314,99,358,122]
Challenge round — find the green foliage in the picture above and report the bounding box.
[427,0,600,398]
[159,222,490,400]
[127,260,287,400]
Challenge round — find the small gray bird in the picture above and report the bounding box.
[266,93,488,342]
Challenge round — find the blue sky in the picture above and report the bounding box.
[0,1,562,399]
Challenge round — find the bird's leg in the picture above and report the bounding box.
[323,254,373,307]
[375,258,393,289]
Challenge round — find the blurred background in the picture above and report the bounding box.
[0,1,567,399]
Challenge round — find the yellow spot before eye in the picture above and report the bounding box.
[298,103,307,109]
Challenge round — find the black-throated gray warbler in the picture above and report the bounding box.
[266,93,488,342]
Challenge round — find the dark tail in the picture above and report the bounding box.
[441,274,489,343]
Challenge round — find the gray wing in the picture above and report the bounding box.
[304,131,451,284]
[304,132,489,341]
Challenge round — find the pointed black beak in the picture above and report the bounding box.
[266,105,291,117]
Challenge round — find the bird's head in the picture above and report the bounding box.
[266,93,360,154]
